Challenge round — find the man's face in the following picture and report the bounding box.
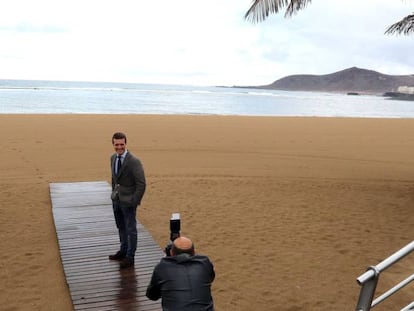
[113,138,126,155]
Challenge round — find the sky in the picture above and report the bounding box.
[0,0,413,86]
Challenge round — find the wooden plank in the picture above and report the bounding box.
[50,181,163,311]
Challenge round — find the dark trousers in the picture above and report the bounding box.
[112,201,137,258]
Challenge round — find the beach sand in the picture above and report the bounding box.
[0,114,413,311]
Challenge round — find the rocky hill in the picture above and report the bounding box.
[256,67,414,95]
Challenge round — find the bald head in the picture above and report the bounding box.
[171,236,195,256]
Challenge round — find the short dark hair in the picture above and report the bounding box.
[171,242,195,256]
[112,132,127,144]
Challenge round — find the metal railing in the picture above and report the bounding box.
[355,241,414,311]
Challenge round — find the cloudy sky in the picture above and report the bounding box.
[0,0,413,86]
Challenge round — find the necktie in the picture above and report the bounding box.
[116,155,122,176]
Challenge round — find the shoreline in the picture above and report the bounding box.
[1,112,413,119]
[1,114,413,310]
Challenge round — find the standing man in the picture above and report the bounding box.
[109,132,146,269]
[146,236,215,311]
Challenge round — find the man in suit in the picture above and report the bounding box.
[109,132,146,269]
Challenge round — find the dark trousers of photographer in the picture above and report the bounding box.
[112,201,137,258]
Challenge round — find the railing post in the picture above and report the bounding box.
[355,266,380,311]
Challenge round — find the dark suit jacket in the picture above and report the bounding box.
[111,151,146,207]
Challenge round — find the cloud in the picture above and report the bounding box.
[0,0,412,86]
[247,0,414,79]
[0,23,67,33]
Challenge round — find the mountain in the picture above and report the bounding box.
[255,67,414,95]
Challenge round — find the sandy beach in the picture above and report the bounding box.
[0,114,413,311]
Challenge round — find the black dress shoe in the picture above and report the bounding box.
[120,257,134,269]
[109,251,126,261]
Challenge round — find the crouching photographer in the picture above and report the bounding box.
[146,214,215,311]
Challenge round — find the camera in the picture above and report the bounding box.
[165,213,181,256]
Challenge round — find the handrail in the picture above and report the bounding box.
[400,301,414,311]
[357,241,414,285]
[355,241,414,311]
[371,274,414,307]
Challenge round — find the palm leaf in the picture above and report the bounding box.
[244,0,312,23]
[385,13,414,35]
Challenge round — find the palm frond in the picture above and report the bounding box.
[385,13,414,35]
[244,0,311,23]
[285,0,312,17]
[244,0,289,23]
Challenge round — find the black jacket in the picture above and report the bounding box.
[146,253,215,311]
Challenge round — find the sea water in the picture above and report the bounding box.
[0,79,413,118]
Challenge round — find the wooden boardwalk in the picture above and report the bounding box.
[50,181,163,311]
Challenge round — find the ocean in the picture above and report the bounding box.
[0,79,413,118]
